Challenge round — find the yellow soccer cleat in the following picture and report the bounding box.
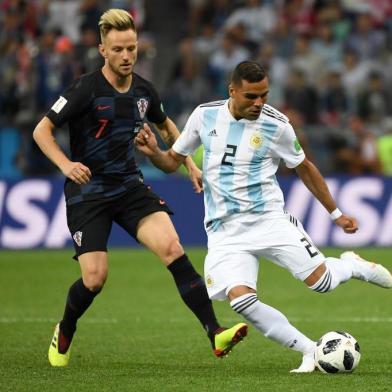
[213,322,248,358]
[48,323,71,367]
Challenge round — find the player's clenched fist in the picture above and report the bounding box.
[334,215,358,234]
[135,123,158,156]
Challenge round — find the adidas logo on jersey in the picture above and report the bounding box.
[208,129,218,136]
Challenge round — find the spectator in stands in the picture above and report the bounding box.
[357,71,392,125]
[282,0,316,35]
[208,31,249,97]
[377,123,392,175]
[320,67,350,124]
[316,1,351,42]
[284,68,319,124]
[224,0,277,49]
[328,115,382,174]
[0,38,23,119]
[75,27,103,74]
[310,23,342,68]
[340,49,374,101]
[290,34,323,84]
[42,0,82,43]
[346,11,386,61]
[189,0,233,34]
[268,16,295,59]
[167,36,195,83]
[80,0,102,32]
[225,22,258,54]
[133,29,156,81]
[255,42,288,107]
[164,56,211,128]
[193,23,219,67]
[34,28,76,114]
[348,115,382,174]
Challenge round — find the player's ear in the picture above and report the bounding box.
[229,83,235,98]
[98,44,107,59]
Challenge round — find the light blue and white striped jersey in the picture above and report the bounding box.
[173,100,305,229]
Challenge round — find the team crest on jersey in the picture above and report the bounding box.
[73,231,83,247]
[250,131,263,148]
[137,98,149,119]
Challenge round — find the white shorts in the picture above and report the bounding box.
[204,211,325,300]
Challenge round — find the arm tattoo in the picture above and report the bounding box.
[159,129,176,147]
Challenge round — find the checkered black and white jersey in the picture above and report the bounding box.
[46,70,166,205]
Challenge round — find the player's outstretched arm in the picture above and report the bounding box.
[33,117,91,184]
[295,158,358,234]
[154,117,203,192]
[135,123,185,173]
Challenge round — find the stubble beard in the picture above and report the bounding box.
[109,61,133,79]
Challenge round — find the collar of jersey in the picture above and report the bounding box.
[225,99,258,123]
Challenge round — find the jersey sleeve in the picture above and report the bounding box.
[274,122,305,168]
[145,83,167,124]
[46,78,91,127]
[172,107,202,156]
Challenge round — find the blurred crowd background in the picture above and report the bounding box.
[1,0,392,178]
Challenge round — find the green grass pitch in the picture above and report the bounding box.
[0,247,391,391]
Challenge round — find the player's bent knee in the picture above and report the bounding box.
[82,271,108,292]
[162,238,184,264]
[304,263,327,286]
[227,285,257,301]
[230,291,258,315]
[83,279,106,292]
[307,267,333,293]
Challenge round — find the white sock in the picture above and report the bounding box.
[326,257,353,288]
[230,293,314,354]
[310,257,354,292]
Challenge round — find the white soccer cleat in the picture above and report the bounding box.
[290,346,316,373]
[340,251,392,289]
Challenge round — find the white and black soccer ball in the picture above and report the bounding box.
[315,331,361,373]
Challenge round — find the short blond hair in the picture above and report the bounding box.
[99,9,136,42]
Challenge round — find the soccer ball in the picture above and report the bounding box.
[315,331,361,373]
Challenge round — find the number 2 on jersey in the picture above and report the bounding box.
[95,119,109,139]
[221,144,237,166]
[300,237,319,257]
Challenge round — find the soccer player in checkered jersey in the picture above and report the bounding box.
[135,60,392,372]
[33,9,247,367]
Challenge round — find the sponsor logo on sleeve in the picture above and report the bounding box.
[51,96,68,114]
[294,138,302,153]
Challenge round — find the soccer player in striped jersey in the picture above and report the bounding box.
[135,61,392,372]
